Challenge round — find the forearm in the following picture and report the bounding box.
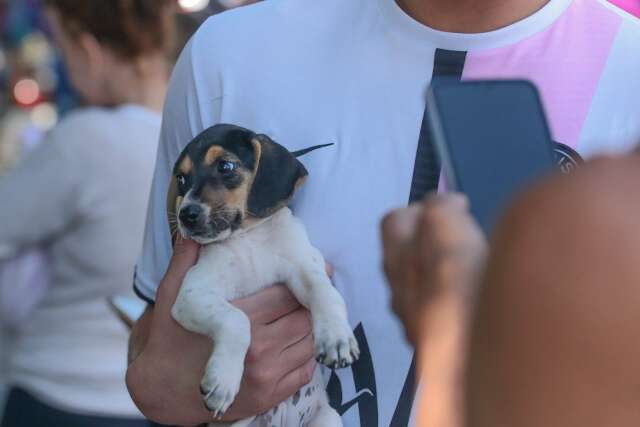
[128,305,153,365]
[125,305,214,425]
[127,352,212,426]
[416,264,482,427]
[417,293,468,427]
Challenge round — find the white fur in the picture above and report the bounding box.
[171,207,359,426]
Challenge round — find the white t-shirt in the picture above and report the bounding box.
[135,1,640,425]
[0,105,160,417]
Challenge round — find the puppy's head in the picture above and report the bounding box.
[168,124,308,244]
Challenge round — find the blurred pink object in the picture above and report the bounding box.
[609,0,640,16]
[0,249,50,330]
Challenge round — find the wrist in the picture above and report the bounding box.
[417,288,470,376]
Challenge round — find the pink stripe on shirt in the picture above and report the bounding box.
[609,0,640,16]
[462,0,622,149]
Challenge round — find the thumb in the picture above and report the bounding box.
[382,204,422,249]
[162,238,200,292]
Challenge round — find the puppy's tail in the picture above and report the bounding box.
[292,143,334,157]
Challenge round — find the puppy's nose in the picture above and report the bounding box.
[179,204,202,227]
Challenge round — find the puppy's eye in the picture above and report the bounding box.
[217,161,237,174]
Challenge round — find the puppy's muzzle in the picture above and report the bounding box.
[179,204,203,229]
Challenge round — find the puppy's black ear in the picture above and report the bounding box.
[247,134,308,218]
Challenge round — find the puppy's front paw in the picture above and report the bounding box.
[200,358,243,419]
[314,320,360,369]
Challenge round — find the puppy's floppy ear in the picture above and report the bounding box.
[247,134,308,218]
[167,175,182,247]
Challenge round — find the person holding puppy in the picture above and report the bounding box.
[126,0,640,426]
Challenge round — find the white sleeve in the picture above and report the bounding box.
[134,33,224,303]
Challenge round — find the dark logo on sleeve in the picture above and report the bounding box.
[554,142,583,175]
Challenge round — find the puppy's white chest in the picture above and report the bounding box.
[173,207,351,427]
[195,208,306,300]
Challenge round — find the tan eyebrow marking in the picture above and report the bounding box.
[179,156,193,175]
[204,146,225,166]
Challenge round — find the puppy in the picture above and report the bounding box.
[169,124,359,427]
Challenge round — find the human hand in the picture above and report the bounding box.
[226,285,316,419]
[126,238,316,426]
[382,194,486,427]
[381,193,487,347]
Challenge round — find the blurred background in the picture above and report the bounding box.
[0,0,636,175]
[0,0,260,175]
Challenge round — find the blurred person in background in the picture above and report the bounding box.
[0,1,175,426]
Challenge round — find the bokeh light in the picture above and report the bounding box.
[30,103,58,131]
[21,33,53,67]
[178,0,210,12]
[13,79,41,106]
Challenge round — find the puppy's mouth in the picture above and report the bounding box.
[178,207,243,245]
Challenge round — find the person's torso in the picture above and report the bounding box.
[177,0,640,424]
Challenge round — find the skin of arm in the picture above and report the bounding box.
[128,306,153,366]
[382,193,487,427]
[466,154,640,427]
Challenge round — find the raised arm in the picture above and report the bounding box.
[466,155,640,427]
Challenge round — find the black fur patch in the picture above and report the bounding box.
[248,134,308,218]
[173,124,258,177]
[173,124,308,220]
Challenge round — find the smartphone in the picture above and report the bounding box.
[426,79,555,234]
[107,295,147,329]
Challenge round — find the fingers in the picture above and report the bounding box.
[272,358,316,404]
[264,308,313,350]
[381,204,421,280]
[245,308,312,372]
[419,193,484,256]
[423,192,469,211]
[382,203,422,247]
[233,284,301,324]
[155,238,200,305]
[381,193,469,246]
[278,333,315,372]
[421,193,469,230]
[163,238,200,285]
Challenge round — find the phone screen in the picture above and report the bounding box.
[427,80,555,233]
